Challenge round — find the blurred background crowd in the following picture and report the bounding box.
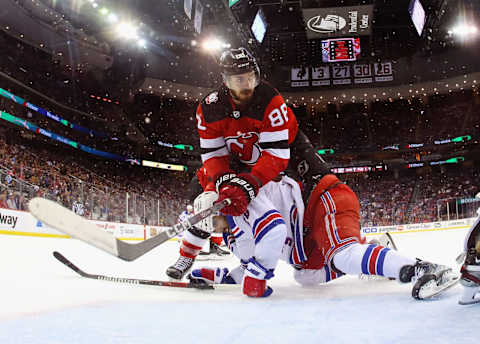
[0,12,479,227]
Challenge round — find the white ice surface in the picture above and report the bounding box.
[0,229,477,344]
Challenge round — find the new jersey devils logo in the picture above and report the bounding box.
[225,132,261,165]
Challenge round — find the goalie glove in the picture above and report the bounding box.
[216,173,260,216]
[187,267,237,287]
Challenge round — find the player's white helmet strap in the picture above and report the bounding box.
[193,191,219,233]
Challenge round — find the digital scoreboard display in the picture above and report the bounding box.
[321,38,361,62]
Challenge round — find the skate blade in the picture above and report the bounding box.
[458,298,480,305]
[456,252,466,264]
[417,276,460,299]
[458,288,480,305]
[196,254,231,261]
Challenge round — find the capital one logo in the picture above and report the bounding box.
[225,132,260,165]
[307,14,346,33]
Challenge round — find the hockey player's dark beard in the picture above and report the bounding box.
[230,88,254,107]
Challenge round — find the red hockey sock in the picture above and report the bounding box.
[210,236,223,246]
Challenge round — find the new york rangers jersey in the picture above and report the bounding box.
[196,82,298,187]
[223,176,306,271]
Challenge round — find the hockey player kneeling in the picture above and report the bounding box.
[189,174,460,300]
[292,174,459,300]
[187,212,273,297]
[188,177,306,297]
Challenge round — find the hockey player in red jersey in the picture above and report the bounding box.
[166,47,298,297]
[188,131,460,300]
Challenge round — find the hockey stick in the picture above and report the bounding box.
[29,197,230,261]
[385,232,398,251]
[53,251,213,289]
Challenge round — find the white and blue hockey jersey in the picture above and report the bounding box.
[223,175,307,270]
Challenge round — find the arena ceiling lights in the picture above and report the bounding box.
[112,21,147,48]
[84,0,148,48]
[201,37,231,52]
[448,23,478,37]
[115,22,138,40]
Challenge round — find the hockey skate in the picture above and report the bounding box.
[359,232,397,281]
[166,256,194,280]
[197,241,230,261]
[400,259,460,300]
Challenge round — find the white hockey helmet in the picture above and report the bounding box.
[193,191,220,233]
[186,204,193,213]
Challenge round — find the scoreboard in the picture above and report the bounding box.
[291,61,393,87]
[321,38,361,63]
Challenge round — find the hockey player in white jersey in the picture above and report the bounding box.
[189,181,459,299]
[458,205,480,305]
[188,176,306,297]
[188,132,459,299]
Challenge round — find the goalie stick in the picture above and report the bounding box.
[53,251,213,289]
[28,197,230,261]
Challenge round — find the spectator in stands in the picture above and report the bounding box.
[0,190,8,208]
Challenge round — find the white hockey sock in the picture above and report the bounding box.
[333,243,415,279]
[179,230,208,259]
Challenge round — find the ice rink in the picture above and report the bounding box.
[0,228,477,344]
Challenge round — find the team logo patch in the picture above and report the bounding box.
[225,132,261,165]
[232,110,241,119]
[205,92,218,104]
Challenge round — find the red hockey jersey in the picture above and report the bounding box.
[196,81,298,187]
